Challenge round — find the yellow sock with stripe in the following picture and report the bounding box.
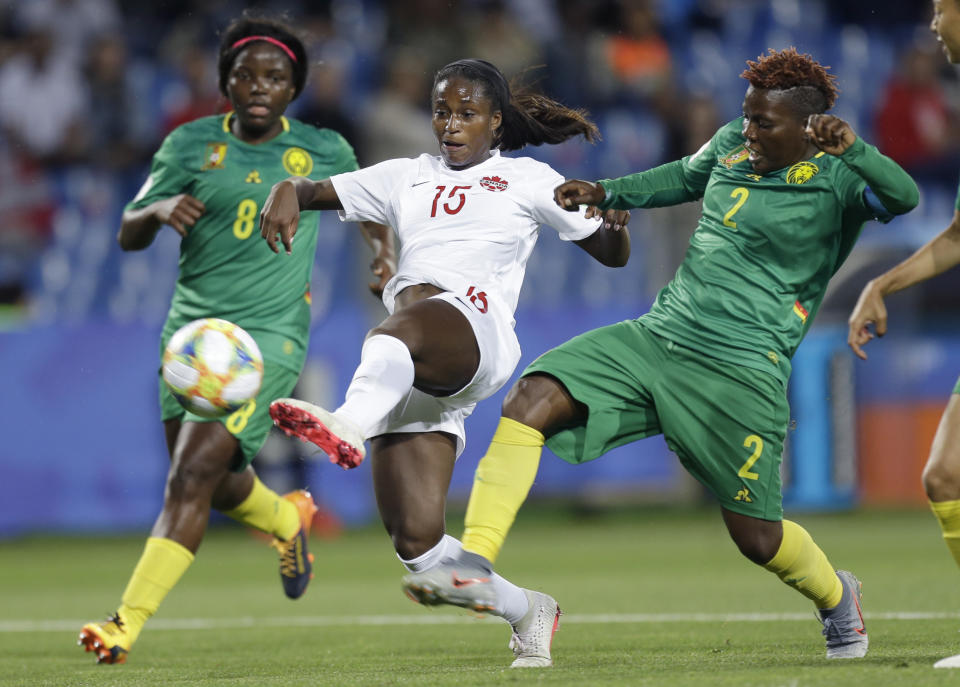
[763,519,843,610]
[117,537,195,644]
[222,476,300,541]
[462,417,544,563]
[929,499,960,570]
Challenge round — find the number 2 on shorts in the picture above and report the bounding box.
[738,434,763,480]
[723,187,749,229]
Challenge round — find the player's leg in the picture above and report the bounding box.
[920,390,960,668]
[722,510,865,659]
[403,321,664,666]
[271,295,479,468]
[461,375,583,563]
[657,347,865,658]
[922,392,960,563]
[79,421,237,664]
[459,320,663,567]
[374,431,551,666]
[210,360,323,599]
[215,466,318,599]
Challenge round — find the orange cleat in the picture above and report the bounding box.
[272,490,318,599]
[78,614,130,664]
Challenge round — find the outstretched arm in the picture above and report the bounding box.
[260,177,343,254]
[848,211,960,360]
[117,194,206,251]
[358,221,396,297]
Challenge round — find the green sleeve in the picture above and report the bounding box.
[125,130,193,211]
[597,125,725,210]
[837,137,919,216]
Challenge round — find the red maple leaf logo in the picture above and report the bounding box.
[480,175,508,192]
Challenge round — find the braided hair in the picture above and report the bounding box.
[740,47,839,117]
[433,59,599,151]
[218,16,308,99]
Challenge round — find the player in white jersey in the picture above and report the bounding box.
[259,59,630,666]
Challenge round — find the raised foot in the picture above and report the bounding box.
[269,399,365,469]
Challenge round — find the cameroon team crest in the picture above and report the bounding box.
[719,145,749,169]
[786,161,819,184]
[202,142,228,170]
[282,147,313,176]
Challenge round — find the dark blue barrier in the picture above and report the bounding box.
[7,310,952,536]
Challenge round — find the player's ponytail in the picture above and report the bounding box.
[433,59,599,152]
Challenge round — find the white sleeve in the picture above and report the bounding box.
[526,164,602,241]
[329,158,414,224]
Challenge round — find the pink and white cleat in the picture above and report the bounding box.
[269,398,366,469]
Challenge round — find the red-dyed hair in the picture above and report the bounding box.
[741,47,839,112]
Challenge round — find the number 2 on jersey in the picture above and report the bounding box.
[431,185,471,217]
[234,198,258,239]
[722,187,749,229]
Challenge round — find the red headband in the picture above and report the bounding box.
[230,35,297,63]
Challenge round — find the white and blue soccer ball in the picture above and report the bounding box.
[162,318,263,418]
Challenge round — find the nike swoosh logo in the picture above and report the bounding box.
[853,594,866,635]
[452,574,490,588]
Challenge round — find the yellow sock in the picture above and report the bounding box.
[118,537,195,644]
[763,520,843,609]
[929,499,960,570]
[222,476,299,540]
[462,417,544,563]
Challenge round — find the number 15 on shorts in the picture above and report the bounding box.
[465,285,488,314]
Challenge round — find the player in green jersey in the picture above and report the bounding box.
[402,48,919,663]
[78,16,394,665]
[848,0,960,669]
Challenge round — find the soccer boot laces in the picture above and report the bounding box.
[272,490,318,599]
[508,589,561,668]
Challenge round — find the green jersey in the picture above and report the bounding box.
[128,113,358,372]
[599,118,918,384]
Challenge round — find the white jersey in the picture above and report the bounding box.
[330,149,601,317]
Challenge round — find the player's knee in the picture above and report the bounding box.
[729,527,781,565]
[165,455,225,503]
[922,461,960,501]
[501,379,539,424]
[502,375,566,429]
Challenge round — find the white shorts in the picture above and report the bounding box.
[366,289,521,457]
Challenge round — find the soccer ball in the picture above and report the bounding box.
[162,318,264,418]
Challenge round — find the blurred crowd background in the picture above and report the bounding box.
[2,0,959,536]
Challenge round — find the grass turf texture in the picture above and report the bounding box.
[1,507,958,686]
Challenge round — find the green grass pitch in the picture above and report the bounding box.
[2,506,959,686]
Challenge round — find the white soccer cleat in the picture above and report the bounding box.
[270,398,366,469]
[508,589,561,668]
[934,654,960,668]
[401,558,497,613]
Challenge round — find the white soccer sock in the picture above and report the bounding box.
[335,334,414,439]
[398,534,453,573]
[399,534,529,624]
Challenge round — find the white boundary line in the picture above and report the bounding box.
[5,611,959,633]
